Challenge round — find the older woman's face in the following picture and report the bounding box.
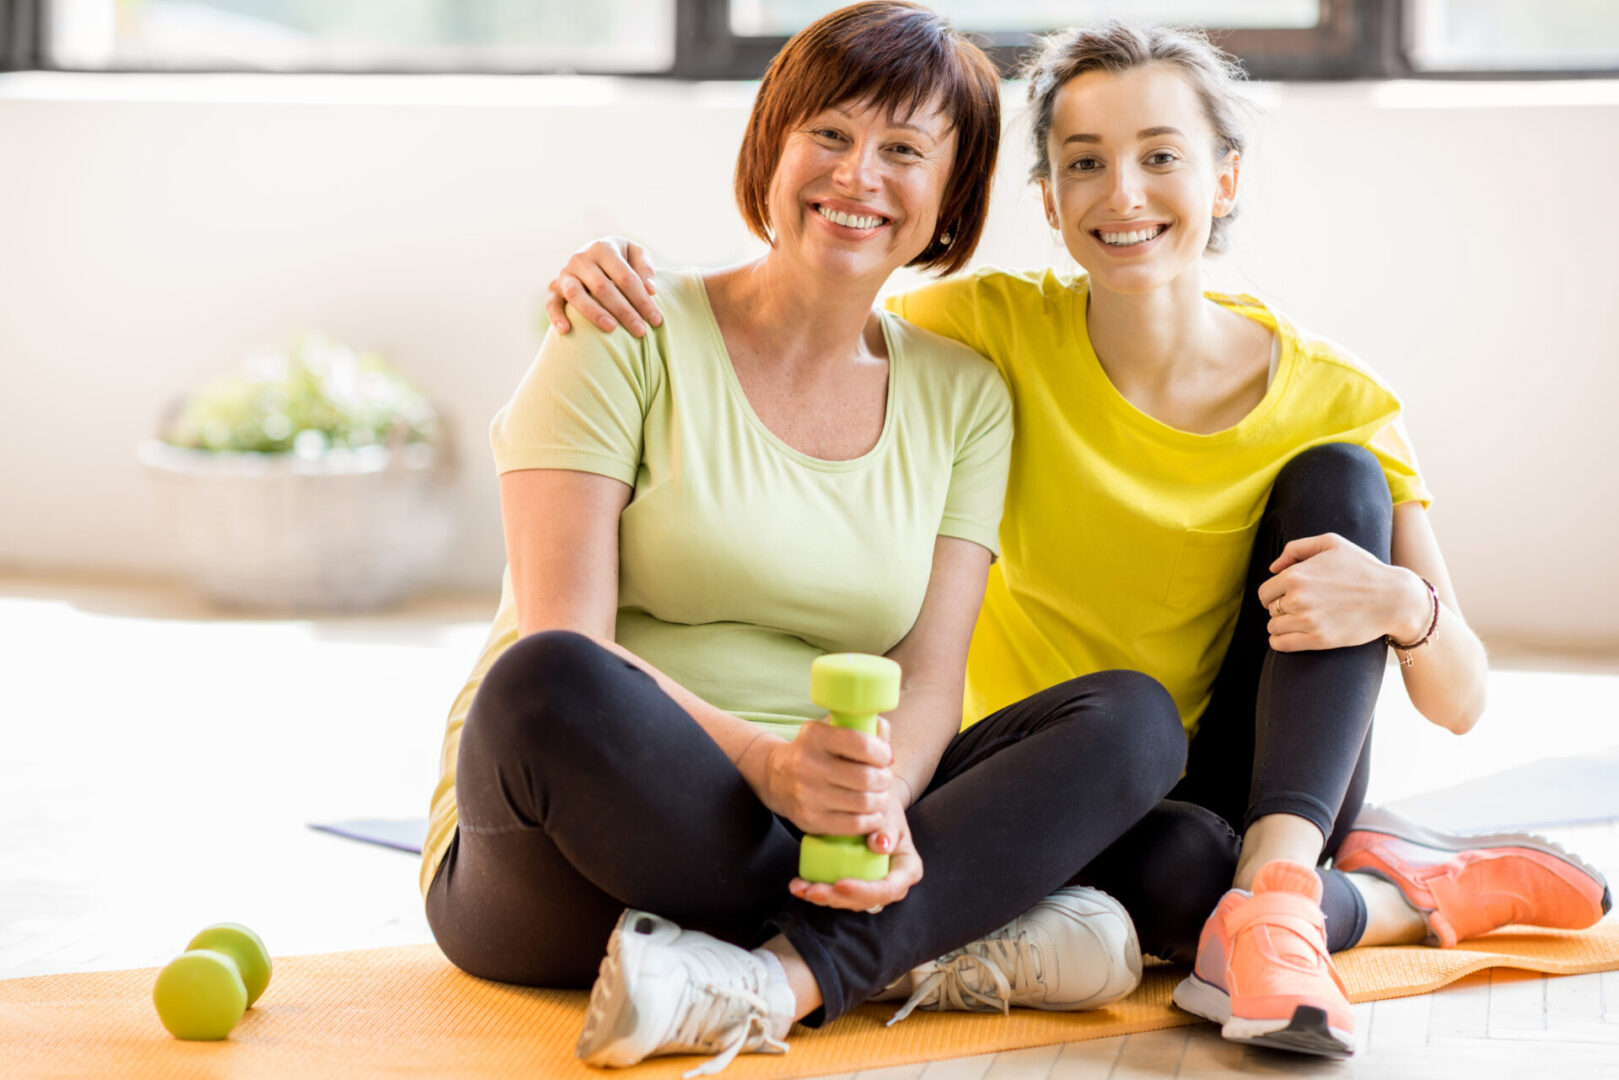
[766,96,956,284]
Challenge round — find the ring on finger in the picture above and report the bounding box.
[1271,599,1286,618]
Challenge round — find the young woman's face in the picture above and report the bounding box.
[767,96,956,284]
[1040,64,1238,296]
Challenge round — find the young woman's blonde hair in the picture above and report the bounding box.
[1022,22,1248,253]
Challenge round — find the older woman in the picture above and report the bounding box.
[422,4,1186,1074]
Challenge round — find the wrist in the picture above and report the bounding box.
[1388,566,1432,643]
[735,732,785,798]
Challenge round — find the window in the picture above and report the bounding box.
[731,1,1322,36]
[1403,0,1619,75]
[40,0,674,72]
[3,0,1617,78]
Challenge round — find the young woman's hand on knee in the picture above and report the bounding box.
[1258,532,1432,652]
[789,789,923,912]
[754,717,894,837]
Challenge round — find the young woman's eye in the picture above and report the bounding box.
[1147,150,1180,166]
[1068,156,1102,173]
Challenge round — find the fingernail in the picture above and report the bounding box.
[600,317,615,331]
[629,320,646,335]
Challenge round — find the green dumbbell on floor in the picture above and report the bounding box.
[799,652,902,884]
[152,923,272,1040]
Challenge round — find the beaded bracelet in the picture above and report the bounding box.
[1387,575,1439,667]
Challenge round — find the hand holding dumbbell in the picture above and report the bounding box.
[798,652,901,884]
[152,923,272,1040]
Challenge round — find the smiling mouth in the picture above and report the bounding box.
[815,204,890,230]
[1094,224,1168,247]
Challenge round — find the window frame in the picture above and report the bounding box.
[1,0,1614,79]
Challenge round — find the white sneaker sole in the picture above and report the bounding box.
[1173,972,1354,1058]
[577,912,665,1067]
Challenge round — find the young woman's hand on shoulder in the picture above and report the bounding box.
[545,236,662,337]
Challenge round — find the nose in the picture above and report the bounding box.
[832,139,882,194]
[1106,159,1146,214]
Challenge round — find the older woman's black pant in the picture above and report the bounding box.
[426,631,1186,1024]
[1076,443,1390,963]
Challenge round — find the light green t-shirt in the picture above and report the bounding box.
[421,268,1012,895]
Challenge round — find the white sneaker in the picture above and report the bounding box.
[882,886,1143,1025]
[576,910,791,1077]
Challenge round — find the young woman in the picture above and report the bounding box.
[425,6,1188,1075]
[544,19,1611,1060]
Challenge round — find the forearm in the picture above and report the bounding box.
[1387,575,1489,734]
[882,683,964,809]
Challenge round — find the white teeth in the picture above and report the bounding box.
[817,205,883,230]
[1098,225,1165,246]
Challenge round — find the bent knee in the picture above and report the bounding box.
[468,630,632,757]
[1274,443,1392,550]
[1085,669,1188,778]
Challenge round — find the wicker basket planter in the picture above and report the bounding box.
[138,439,456,613]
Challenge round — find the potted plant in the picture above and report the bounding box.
[138,335,456,612]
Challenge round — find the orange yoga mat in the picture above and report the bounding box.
[5,923,1618,1080]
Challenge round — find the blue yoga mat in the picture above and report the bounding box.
[309,818,427,854]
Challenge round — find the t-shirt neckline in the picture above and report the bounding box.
[687,268,899,471]
[1066,276,1298,446]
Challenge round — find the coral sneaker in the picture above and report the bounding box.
[1172,861,1355,1058]
[1334,805,1612,948]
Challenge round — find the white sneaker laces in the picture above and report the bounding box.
[887,933,1044,1025]
[675,978,788,1078]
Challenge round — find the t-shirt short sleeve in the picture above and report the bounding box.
[938,368,1013,556]
[489,314,660,485]
[1369,414,1432,508]
[884,274,993,360]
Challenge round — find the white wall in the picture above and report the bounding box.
[2,73,1616,649]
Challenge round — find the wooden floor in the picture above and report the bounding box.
[3,572,1617,1079]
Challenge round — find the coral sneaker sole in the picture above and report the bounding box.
[1335,806,1612,947]
[1173,971,1355,1058]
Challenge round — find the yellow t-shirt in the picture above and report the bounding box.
[421,269,1013,895]
[885,267,1430,732]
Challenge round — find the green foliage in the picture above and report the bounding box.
[164,336,441,454]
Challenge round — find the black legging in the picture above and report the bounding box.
[1077,443,1390,963]
[426,630,1187,1024]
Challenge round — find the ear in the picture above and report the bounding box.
[1039,178,1059,230]
[1212,150,1241,219]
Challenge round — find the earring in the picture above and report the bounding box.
[938,230,953,247]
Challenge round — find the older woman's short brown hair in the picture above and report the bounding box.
[734,1,1000,276]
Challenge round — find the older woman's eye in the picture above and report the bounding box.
[889,142,922,158]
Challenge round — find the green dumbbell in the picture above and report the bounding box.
[799,653,902,884]
[152,923,272,1040]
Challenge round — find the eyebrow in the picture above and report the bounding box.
[1062,125,1186,145]
[830,104,937,137]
